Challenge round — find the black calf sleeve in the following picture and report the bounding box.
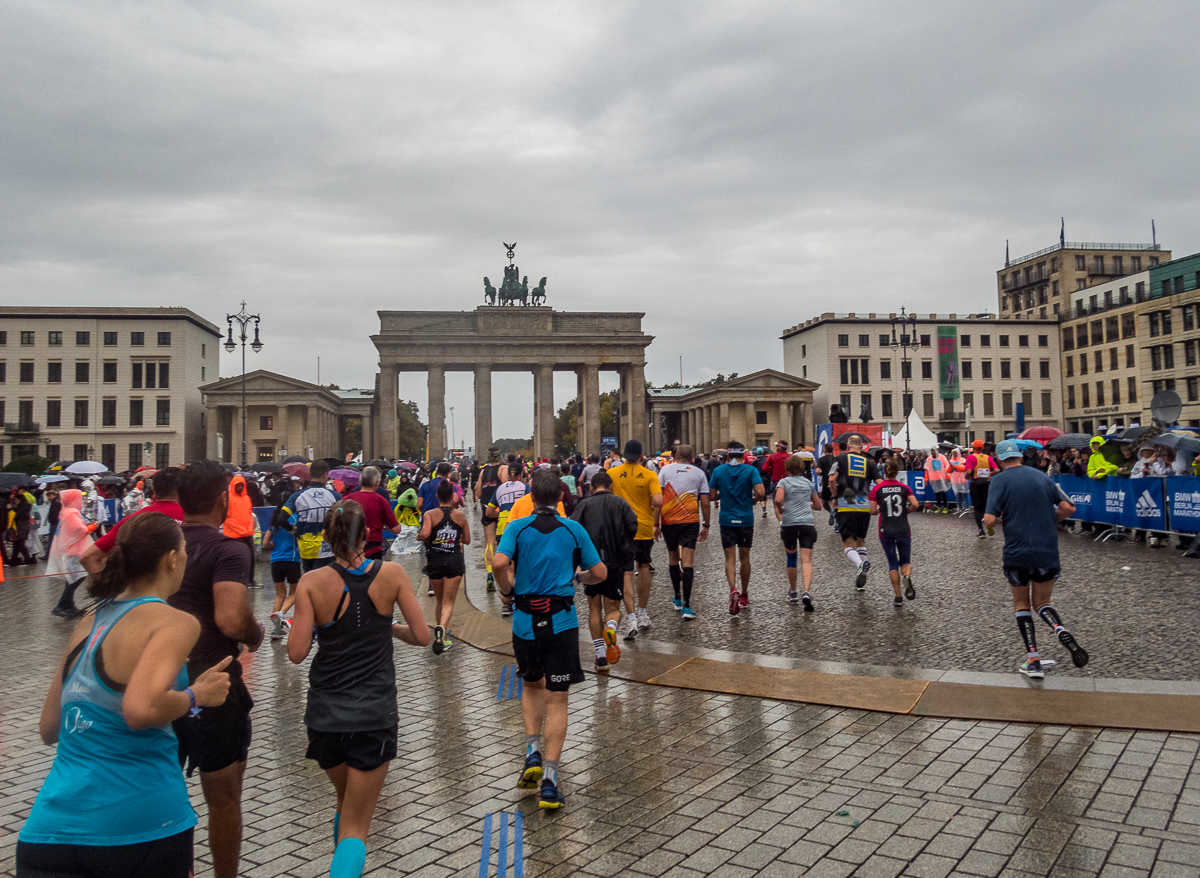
[668,564,682,599]
[682,567,695,605]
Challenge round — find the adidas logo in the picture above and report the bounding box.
[1135,489,1162,517]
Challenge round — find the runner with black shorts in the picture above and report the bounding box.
[288,498,429,877]
[869,458,919,606]
[493,470,606,810]
[657,444,710,620]
[834,435,880,591]
[816,444,837,530]
[418,479,471,655]
[571,469,638,671]
[984,440,1089,680]
[708,442,765,615]
[774,453,821,610]
[609,439,662,638]
[474,447,505,591]
[170,460,265,878]
[265,500,301,640]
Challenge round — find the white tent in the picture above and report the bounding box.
[890,409,939,451]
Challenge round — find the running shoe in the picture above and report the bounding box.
[681,607,696,620]
[486,573,495,593]
[517,751,543,789]
[442,634,453,652]
[986,524,995,537]
[501,604,512,618]
[432,625,444,655]
[737,593,749,609]
[595,656,609,673]
[602,626,621,664]
[787,590,799,603]
[903,576,916,601]
[762,508,767,519]
[801,592,814,612]
[1019,659,1045,680]
[51,606,78,619]
[1057,628,1089,668]
[269,613,284,641]
[672,597,683,612]
[639,612,652,629]
[893,595,904,606]
[281,618,292,636]
[728,588,741,616]
[539,778,565,810]
[855,560,870,590]
[977,530,986,538]
[623,617,638,641]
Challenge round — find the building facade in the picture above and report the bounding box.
[997,242,1169,321]
[0,307,221,469]
[781,312,1063,446]
[1141,253,1200,427]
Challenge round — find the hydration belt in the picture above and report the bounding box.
[513,594,575,614]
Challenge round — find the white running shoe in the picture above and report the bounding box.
[623,616,638,641]
[638,612,651,629]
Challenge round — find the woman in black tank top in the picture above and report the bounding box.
[287,499,429,878]
[417,479,472,655]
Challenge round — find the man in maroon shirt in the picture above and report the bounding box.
[79,467,185,575]
[762,441,791,519]
[342,465,400,559]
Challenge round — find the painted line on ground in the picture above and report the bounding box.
[478,811,524,878]
[497,665,522,701]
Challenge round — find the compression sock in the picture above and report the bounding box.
[786,553,798,568]
[526,735,540,758]
[843,547,861,567]
[668,564,682,599]
[543,760,560,786]
[330,837,366,878]
[682,567,695,606]
[333,812,340,843]
[593,638,605,660]
[1037,605,1066,634]
[1015,610,1039,659]
[856,547,867,563]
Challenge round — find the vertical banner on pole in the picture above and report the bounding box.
[937,326,960,400]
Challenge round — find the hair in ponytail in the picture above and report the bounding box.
[884,458,900,479]
[90,512,184,601]
[322,499,366,560]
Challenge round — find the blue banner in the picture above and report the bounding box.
[1053,475,1166,530]
[1166,476,1200,533]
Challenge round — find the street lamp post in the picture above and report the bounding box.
[224,302,263,469]
[449,406,455,455]
[889,307,922,454]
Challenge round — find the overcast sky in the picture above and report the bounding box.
[3,2,1198,449]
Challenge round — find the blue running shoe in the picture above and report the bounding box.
[517,751,543,789]
[681,606,695,620]
[672,597,683,611]
[539,778,565,809]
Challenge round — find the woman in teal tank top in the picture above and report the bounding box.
[18,512,233,878]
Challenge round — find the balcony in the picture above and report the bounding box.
[938,412,968,423]
[4,421,40,435]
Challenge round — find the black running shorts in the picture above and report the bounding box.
[305,725,398,772]
[661,523,700,552]
[270,561,301,585]
[585,570,625,602]
[720,525,754,549]
[836,511,871,541]
[173,673,252,776]
[633,539,654,567]
[17,828,194,878]
[425,552,465,580]
[513,626,585,692]
[1003,565,1061,589]
[779,524,818,552]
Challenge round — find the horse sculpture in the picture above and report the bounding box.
[483,277,497,305]
[530,277,547,305]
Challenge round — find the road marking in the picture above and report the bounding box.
[497,665,522,701]
[478,810,524,878]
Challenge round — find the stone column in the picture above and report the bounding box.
[275,405,289,459]
[474,364,492,455]
[206,406,220,460]
[379,364,398,459]
[779,401,792,449]
[719,402,730,447]
[746,401,757,444]
[702,405,711,452]
[579,364,601,455]
[362,412,374,460]
[428,365,446,460]
[534,363,555,459]
[627,362,647,452]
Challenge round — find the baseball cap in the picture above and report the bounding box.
[995,439,1022,461]
[972,439,984,450]
[623,439,643,460]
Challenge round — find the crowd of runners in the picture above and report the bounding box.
[14,430,1094,878]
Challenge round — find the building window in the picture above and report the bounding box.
[880,360,891,379]
[1184,304,1196,332]
[1111,379,1120,405]
[923,393,934,417]
[44,444,59,461]
[129,443,143,470]
[48,331,63,346]
[878,334,889,347]
[20,331,34,345]
[129,399,143,427]
[46,400,61,427]
[802,366,806,377]
[881,393,893,417]
[1164,345,1175,370]
[1090,321,1103,345]
[920,335,930,347]
[1062,329,1074,351]
[1152,346,1163,371]
[156,443,170,468]
[132,362,142,388]
[1093,350,1103,373]
[801,344,806,357]
[837,334,849,347]
[1122,313,1136,338]
[1081,384,1090,407]
[921,361,932,379]
[102,361,117,383]
[1185,340,1197,368]
[100,444,116,472]
[901,361,911,380]
[145,363,156,388]
[961,360,972,379]
[1109,348,1118,371]
[1079,354,1087,375]
[102,399,117,427]
[76,331,90,345]
[1000,361,1011,380]
[961,335,971,347]
[840,393,852,412]
[1096,382,1105,406]
[260,415,274,431]
[1039,360,1050,379]
[131,332,145,346]
[156,399,171,426]
[1106,317,1119,342]
[1131,256,1142,272]
[981,360,992,379]
[72,444,87,461]
[158,362,169,388]
[202,343,206,358]
[47,362,61,383]
[839,359,869,385]
[201,367,206,381]
[1124,344,1135,368]
[19,362,34,383]
[1066,356,1074,377]
[1076,325,1088,348]
[1041,391,1052,416]
[999,335,1009,347]
[1018,335,1029,347]
[74,399,89,427]
[902,393,913,415]
[0,331,6,344]
[75,362,89,383]
[980,335,990,346]
[1002,392,1013,416]
[157,332,171,346]
[0,362,5,383]
[1162,310,1173,334]
[1019,361,1031,379]
[857,334,869,347]
[750,410,766,426]
[102,331,119,346]
[983,393,995,416]
[1188,377,1199,402]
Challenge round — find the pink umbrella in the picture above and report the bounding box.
[283,462,311,479]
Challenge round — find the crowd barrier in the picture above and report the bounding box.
[1051,474,1200,536]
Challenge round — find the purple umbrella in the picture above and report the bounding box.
[328,468,361,488]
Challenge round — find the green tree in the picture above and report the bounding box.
[554,391,619,457]
[396,400,427,459]
[344,417,363,454]
[4,455,52,476]
[495,437,534,458]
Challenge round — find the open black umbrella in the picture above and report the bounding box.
[832,431,870,446]
[97,475,127,486]
[220,462,240,473]
[1046,433,1092,450]
[282,455,310,464]
[318,457,343,470]
[0,472,37,488]
[250,462,284,474]
[1119,425,1153,441]
[366,459,390,469]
